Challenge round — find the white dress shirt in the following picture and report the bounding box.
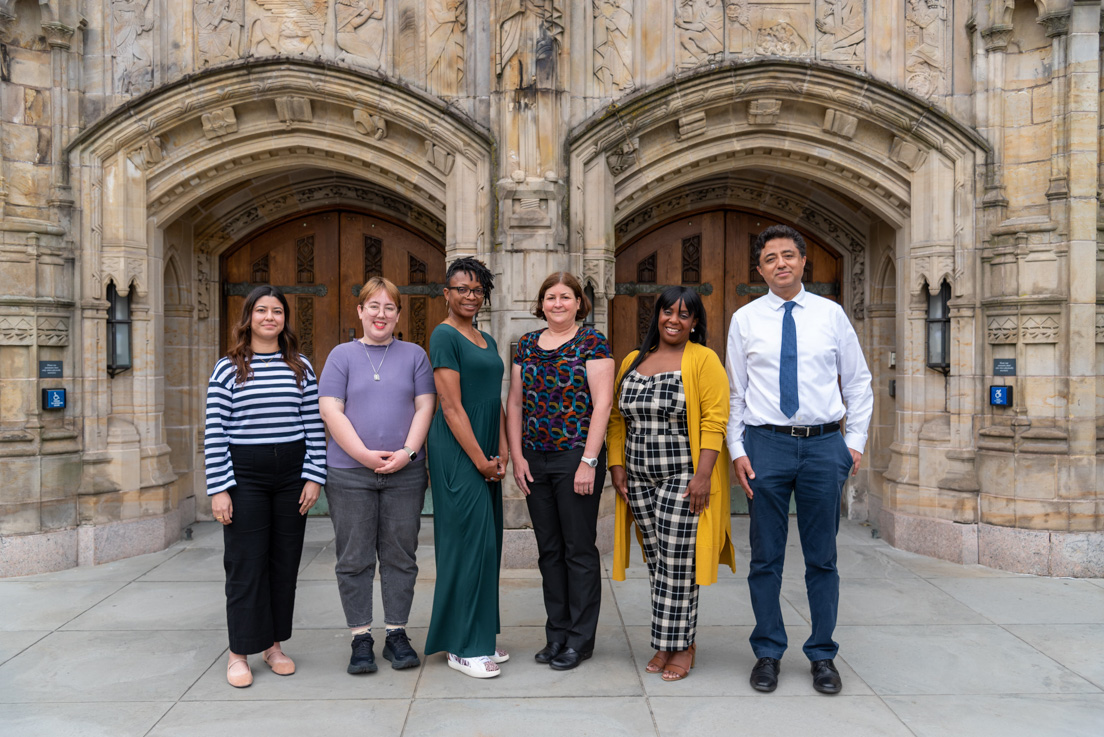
[725,286,873,459]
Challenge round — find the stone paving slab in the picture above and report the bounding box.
[927,577,1104,624]
[0,580,128,631]
[881,694,1104,737]
[0,630,48,665]
[10,548,181,583]
[149,700,410,737]
[782,577,991,626]
[60,581,226,631]
[648,695,916,737]
[0,702,173,737]
[403,696,658,737]
[836,624,1103,696]
[1003,624,1104,689]
[0,630,226,703]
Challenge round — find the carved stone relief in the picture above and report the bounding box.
[987,315,1018,344]
[677,112,707,141]
[249,0,327,57]
[497,0,564,89]
[202,107,238,138]
[127,137,164,170]
[196,249,211,319]
[1096,311,1104,343]
[593,0,633,96]
[36,317,69,346]
[1021,315,1059,344]
[605,138,638,176]
[815,0,864,68]
[194,0,243,67]
[890,137,928,172]
[336,0,384,69]
[428,0,466,95]
[275,96,312,125]
[747,98,781,125]
[353,109,387,139]
[823,109,858,139]
[753,8,810,58]
[424,141,455,175]
[0,316,34,345]
[905,0,946,100]
[112,0,155,96]
[676,0,723,71]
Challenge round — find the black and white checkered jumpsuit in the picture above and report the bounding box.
[620,369,699,651]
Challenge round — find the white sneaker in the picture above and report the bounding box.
[489,648,510,664]
[447,653,501,678]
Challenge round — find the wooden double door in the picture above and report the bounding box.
[612,209,843,365]
[221,210,446,377]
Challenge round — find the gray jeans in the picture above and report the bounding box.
[325,460,427,628]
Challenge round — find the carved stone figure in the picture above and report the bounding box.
[428,0,466,95]
[906,0,945,99]
[497,0,564,89]
[676,0,723,71]
[336,0,385,69]
[593,0,633,96]
[815,0,864,66]
[725,0,749,29]
[249,0,328,58]
[112,0,154,95]
[195,0,243,67]
[754,20,807,57]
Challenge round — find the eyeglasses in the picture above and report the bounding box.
[445,285,486,298]
[361,302,398,316]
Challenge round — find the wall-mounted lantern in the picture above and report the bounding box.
[106,282,132,377]
[925,280,950,374]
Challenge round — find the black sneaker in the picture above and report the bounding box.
[348,632,378,674]
[382,628,421,670]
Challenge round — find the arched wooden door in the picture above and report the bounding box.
[221,210,446,377]
[612,209,843,366]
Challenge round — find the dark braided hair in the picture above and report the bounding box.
[446,256,495,305]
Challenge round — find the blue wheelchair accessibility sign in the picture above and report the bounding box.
[989,386,1012,407]
[42,388,66,410]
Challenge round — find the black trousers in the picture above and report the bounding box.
[223,440,309,655]
[523,445,606,652]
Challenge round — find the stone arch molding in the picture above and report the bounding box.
[66,59,494,303]
[568,61,990,312]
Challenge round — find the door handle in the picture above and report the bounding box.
[348,328,355,342]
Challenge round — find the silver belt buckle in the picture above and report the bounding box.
[790,425,811,438]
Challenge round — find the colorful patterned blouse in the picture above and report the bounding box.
[514,326,612,451]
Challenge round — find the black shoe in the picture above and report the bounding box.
[535,642,564,664]
[750,657,780,692]
[348,632,378,674]
[549,647,592,671]
[382,628,421,670]
[810,659,842,694]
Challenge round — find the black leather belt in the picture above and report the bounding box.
[757,422,841,438]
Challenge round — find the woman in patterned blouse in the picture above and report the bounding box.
[506,272,614,670]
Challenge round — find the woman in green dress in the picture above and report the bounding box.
[425,257,511,679]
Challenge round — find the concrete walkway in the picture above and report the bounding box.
[1,516,1102,737]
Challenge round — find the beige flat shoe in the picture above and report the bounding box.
[227,658,253,688]
[263,649,296,676]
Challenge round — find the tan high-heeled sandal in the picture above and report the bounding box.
[645,650,671,674]
[661,643,696,682]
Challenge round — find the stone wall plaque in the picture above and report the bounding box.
[993,358,1016,377]
[39,360,63,379]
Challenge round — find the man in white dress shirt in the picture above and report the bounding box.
[725,224,873,695]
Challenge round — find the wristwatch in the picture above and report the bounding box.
[580,456,598,468]
[402,446,417,461]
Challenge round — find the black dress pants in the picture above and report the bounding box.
[223,440,308,654]
[523,445,606,652]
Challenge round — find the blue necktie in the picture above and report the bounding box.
[780,301,799,418]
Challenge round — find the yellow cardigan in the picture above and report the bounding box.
[607,341,736,585]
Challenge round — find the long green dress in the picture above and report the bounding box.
[425,324,504,657]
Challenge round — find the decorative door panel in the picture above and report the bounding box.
[222,210,445,379]
[613,209,842,366]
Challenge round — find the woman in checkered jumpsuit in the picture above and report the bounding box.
[607,287,736,682]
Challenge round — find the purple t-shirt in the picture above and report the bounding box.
[317,339,436,468]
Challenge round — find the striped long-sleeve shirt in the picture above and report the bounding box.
[203,352,327,495]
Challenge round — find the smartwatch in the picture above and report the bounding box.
[403,446,417,461]
[580,456,598,468]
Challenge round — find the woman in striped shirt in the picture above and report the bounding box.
[204,285,327,689]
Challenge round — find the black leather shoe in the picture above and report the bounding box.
[549,647,592,670]
[535,641,564,664]
[810,659,842,694]
[750,657,780,692]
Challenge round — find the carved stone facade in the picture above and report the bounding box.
[2,0,1103,578]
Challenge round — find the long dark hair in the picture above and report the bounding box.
[226,285,309,388]
[619,286,707,392]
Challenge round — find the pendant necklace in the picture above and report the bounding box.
[362,339,391,381]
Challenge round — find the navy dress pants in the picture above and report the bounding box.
[745,425,854,662]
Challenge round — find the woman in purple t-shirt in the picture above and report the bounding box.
[506,272,614,670]
[318,277,436,676]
